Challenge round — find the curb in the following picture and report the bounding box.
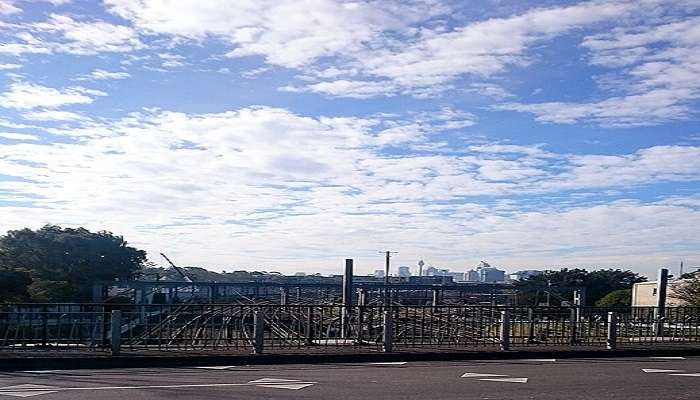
[1,347,699,371]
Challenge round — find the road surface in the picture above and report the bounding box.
[0,356,698,399]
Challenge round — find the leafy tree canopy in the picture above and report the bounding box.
[0,225,147,301]
[595,288,632,307]
[0,268,33,302]
[515,268,646,306]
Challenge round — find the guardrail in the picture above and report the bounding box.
[1,304,698,355]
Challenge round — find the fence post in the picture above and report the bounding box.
[569,307,578,344]
[253,311,264,354]
[383,311,393,352]
[110,310,121,356]
[606,311,617,350]
[527,307,535,342]
[654,268,668,337]
[41,305,48,348]
[356,306,365,344]
[500,310,510,351]
[305,306,314,345]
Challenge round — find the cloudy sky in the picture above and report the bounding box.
[0,0,698,277]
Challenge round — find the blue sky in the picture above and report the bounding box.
[0,0,698,277]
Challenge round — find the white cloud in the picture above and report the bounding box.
[29,14,144,55]
[0,131,38,140]
[75,69,131,81]
[0,82,106,109]
[283,0,637,97]
[105,0,443,68]
[157,53,185,68]
[0,42,51,56]
[21,109,86,121]
[500,14,700,126]
[0,1,20,15]
[0,105,698,275]
[281,79,401,99]
[0,63,21,70]
[0,13,143,56]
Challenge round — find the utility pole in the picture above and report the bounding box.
[381,251,398,306]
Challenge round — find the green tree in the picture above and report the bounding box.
[0,225,147,301]
[27,280,79,302]
[0,268,32,302]
[515,268,646,306]
[595,288,632,307]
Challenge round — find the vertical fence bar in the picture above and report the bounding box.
[569,308,578,344]
[253,311,264,354]
[41,305,48,348]
[357,306,364,344]
[606,311,617,350]
[527,307,535,343]
[500,310,510,351]
[305,306,314,345]
[110,310,121,356]
[383,310,393,352]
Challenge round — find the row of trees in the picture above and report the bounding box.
[513,268,647,307]
[0,225,147,302]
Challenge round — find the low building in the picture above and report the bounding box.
[508,270,544,281]
[632,273,698,306]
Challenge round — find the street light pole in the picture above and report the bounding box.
[381,251,397,306]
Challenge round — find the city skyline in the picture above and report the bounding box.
[0,0,699,277]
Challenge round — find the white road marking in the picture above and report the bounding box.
[669,373,700,377]
[649,356,685,360]
[642,369,686,373]
[17,371,63,374]
[461,373,509,378]
[257,383,315,390]
[479,378,528,383]
[0,390,58,398]
[0,385,58,398]
[0,378,317,397]
[247,378,303,384]
[369,362,408,366]
[520,359,556,362]
[193,366,237,370]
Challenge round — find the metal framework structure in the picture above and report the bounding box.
[1,303,698,354]
[93,280,517,306]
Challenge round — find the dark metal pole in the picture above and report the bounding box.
[384,251,390,306]
[342,259,354,339]
[654,268,669,337]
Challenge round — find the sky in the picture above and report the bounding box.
[0,0,698,278]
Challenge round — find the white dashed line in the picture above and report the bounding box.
[649,357,685,360]
[479,377,528,383]
[461,373,509,378]
[642,369,686,373]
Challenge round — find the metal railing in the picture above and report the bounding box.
[1,304,699,354]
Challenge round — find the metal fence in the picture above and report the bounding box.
[1,304,699,354]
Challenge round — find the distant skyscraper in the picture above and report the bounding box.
[398,266,411,278]
[474,261,505,283]
[374,269,385,279]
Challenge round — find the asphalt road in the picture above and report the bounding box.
[0,356,698,399]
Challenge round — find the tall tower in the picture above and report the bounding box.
[418,259,425,276]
